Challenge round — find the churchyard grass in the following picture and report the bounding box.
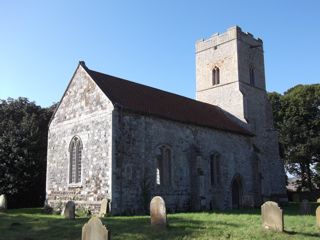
[0,203,319,240]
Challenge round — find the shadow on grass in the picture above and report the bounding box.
[207,202,319,217]
[5,208,44,215]
[0,212,243,240]
[0,213,86,240]
[284,230,320,238]
[1,205,320,240]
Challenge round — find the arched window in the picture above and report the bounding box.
[231,174,243,209]
[212,67,220,85]
[69,136,82,184]
[210,153,220,186]
[156,145,172,186]
[249,67,255,86]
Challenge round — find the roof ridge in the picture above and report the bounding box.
[86,68,226,110]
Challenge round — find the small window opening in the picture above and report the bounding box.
[212,67,220,85]
[156,145,172,186]
[249,67,255,86]
[210,153,220,186]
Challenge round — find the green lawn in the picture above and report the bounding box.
[0,204,319,240]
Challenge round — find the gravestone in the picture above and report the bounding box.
[64,201,75,219]
[150,196,167,227]
[82,216,109,240]
[0,194,7,211]
[261,201,283,232]
[317,198,320,203]
[60,206,66,216]
[299,199,311,215]
[316,206,320,228]
[99,199,108,217]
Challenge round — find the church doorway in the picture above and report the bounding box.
[231,175,242,209]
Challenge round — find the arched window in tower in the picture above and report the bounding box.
[249,67,255,86]
[69,136,82,184]
[156,145,172,186]
[212,67,220,85]
[210,152,220,186]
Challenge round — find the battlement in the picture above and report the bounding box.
[196,26,263,53]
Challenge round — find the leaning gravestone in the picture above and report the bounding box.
[0,194,7,211]
[299,199,311,215]
[64,201,75,219]
[261,201,284,232]
[316,206,320,228]
[150,196,167,228]
[82,216,110,240]
[99,199,108,217]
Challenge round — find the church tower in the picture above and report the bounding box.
[196,26,287,202]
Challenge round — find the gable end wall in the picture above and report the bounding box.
[46,66,114,213]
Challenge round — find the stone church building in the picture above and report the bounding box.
[46,26,287,215]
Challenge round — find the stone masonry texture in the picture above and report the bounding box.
[46,26,287,215]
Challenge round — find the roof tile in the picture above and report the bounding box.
[84,65,253,136]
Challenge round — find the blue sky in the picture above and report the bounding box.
[0,0,319,107]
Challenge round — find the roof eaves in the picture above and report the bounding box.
[116,106,254,137]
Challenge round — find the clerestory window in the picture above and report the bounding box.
[69,136,82,184]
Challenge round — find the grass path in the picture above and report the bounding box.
[0,204,319,240]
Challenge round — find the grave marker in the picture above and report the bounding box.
[261,201,283,232]
[150,196,167,228]
[64,201,75,219]
[316,206,320,228]
[0,194,7,211]
[82,216,110,240]
[99,199,108,217]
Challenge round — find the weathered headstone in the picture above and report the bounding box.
[82,216,109,240]
[99,199,108,217]
[0,194,7,211]
[64,201,75,219]
[150,196,167,228]
[317,198,320,203]
[261,201,283,232]
[299,199,311,215]
[316,206,320,228]
[60,206,66,216]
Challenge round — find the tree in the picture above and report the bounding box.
[0,98,55,208]
[268,84,320,191]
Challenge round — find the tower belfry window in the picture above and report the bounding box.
[212,67,220,85]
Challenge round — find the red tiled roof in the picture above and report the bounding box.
[83,64,253,136]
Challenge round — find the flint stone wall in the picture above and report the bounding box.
[111,109,257,215]
[46,44,285,214]
[195,26,287,201]
[46,66,113,213]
